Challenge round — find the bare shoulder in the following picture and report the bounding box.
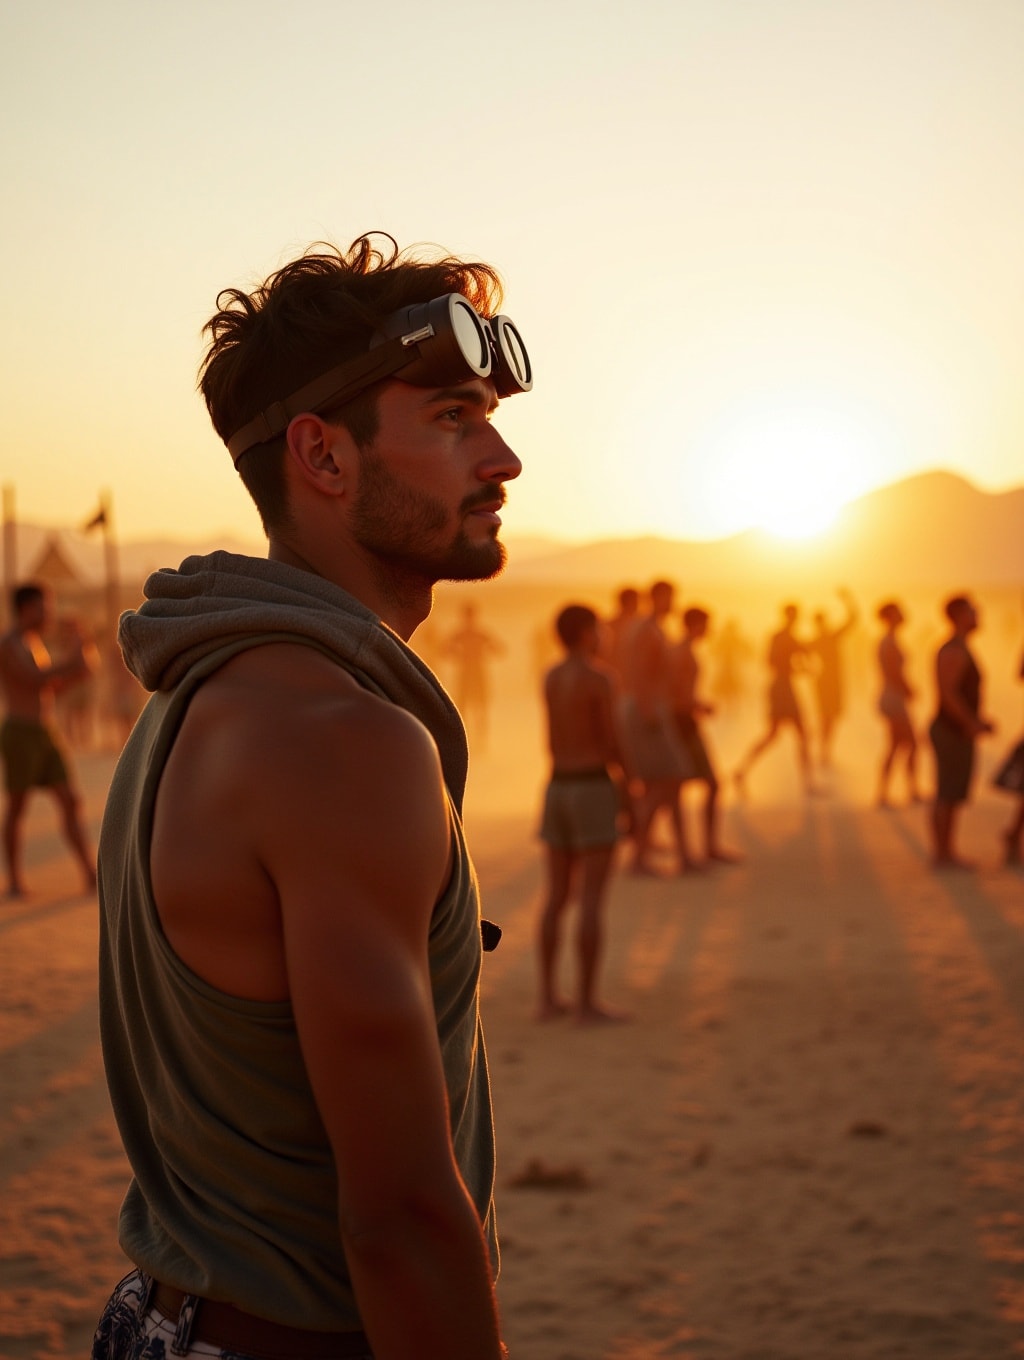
[583,656,616,694]
[186,641,446,823]
[546,655,613,698]
[203,639,429,731]
[152,642,450,1000]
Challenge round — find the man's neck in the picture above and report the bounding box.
[266,538,432,641]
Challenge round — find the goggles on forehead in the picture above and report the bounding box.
[226,293,532,465]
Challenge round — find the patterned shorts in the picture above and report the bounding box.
[92,1270,375,1360]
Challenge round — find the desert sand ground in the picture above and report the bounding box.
[2,678,1024,1359]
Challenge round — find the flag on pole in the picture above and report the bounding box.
[83,505,107,533]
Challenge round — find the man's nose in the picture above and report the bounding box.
[478,424,522,483]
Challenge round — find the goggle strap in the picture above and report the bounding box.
[224,296,530,465]
[227,334,413,465]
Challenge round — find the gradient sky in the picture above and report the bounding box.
[2,0,1022,545]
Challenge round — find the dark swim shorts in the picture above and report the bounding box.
[540,769,621,851]
[929,716,974,804]
[0,717,69,794]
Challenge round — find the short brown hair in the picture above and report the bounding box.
[198,234,504,536]
[12,582,45,616]
[944,594,972,624]
[555,604,598,648]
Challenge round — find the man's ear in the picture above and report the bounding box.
[284,414,357,498]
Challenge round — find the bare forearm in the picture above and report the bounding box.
[343,1189,503,1360]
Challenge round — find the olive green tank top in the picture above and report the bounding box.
[98,637,496,1330]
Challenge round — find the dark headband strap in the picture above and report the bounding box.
[226,333,415,466]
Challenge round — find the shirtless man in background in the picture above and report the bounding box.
[537,604,626,1023]
[928,594,994,868]
[443,602,504,749]
[603,585,641,685]
[0,582,96,897]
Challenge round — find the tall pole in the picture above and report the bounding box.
[100,489,120,641]
[2,484,15,627]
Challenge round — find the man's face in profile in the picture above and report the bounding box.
[347,377,521,585]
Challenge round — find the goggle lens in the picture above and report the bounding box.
[450,298,491,375]
[491,317,532,394]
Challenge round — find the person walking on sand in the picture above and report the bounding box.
[443,601,504,750]
[875,600,921,807]
[537,604,627,1025]
[670,607,741,866]
[93,234,530,1360]
[928,594,995,869]
[0,583,96,897]
[620,580,692,874]
[709,616,752,713]
[734,602,816,796]
[809,587,858,768]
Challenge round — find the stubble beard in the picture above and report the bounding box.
[351,447,506,585]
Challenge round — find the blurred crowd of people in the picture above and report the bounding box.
[532,579,1024,1023]
[2,573,1022,1038]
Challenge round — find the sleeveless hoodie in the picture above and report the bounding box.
[98,552,495,1330]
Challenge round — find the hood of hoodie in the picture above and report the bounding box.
[118,551,469,808]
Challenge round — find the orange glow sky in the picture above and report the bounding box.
[1,0,1022,545]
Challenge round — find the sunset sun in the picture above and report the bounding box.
[690,397,887,541]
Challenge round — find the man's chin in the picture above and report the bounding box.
[440,538,507,584]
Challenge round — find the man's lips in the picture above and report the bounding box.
[464,493,506,525]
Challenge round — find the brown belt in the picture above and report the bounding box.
[151,1282,373,1359]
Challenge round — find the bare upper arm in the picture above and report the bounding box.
[243,655,459,1225]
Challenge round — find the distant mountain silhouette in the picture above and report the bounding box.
[5,471,1021,592]
[502,471,1024,590]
